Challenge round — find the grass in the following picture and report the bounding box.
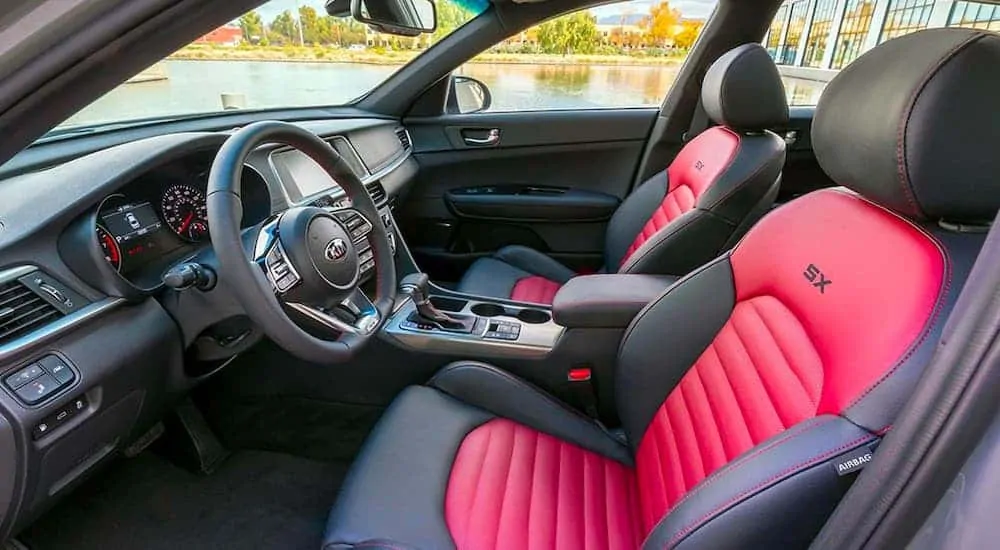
[168,44,688,66]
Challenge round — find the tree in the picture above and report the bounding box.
[433,1,475,42]
[673,20,703,50]
[238,11,265,44]
[329,17,367,47]
[269,10,298,45]
[641,1,681,47]
[536,11,600,55]
[299,5,332,45]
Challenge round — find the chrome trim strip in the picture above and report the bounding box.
[0,265,37,284]
[0,297,127,364]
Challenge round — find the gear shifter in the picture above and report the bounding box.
[400,273,476,332]
[400,273,458,325]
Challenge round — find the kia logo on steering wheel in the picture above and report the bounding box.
[324,238,349,262]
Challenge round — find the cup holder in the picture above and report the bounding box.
[471,303,505,317]
[517,309,551,324]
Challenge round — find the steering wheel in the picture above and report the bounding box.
[206,121,397,364]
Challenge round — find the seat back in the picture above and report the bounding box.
[614,28,1000,548]
[603,43,788,276]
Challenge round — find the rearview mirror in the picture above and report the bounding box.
[351,0,437,37]
[324,0,352,17]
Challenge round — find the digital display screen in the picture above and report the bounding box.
[272,149,343,202]
[100,202,181,274]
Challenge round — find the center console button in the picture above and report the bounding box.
[16,374,59,405]
[5,364,43,389]
[39,355,75,385]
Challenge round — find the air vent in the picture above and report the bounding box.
[395,127,411,150]
[366,181,387,205]
[0,280,63,346]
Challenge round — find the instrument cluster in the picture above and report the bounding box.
[94,153,270,283]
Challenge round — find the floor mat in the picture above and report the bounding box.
[19,450,347,550]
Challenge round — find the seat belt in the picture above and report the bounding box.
[682,98,710,143]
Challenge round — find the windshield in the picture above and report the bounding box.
[53,0,486,132]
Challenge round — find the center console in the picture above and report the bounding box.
[382,278,563,359]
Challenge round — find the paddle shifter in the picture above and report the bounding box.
[399,273,476,333]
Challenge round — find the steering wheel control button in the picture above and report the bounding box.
[5,363,44,389]
[39,355,76,385]
[33,395,88,440]
[16,374,59,405]
[264,243,301,294]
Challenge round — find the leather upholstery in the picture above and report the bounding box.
[328,30,995,550]
[430,361,632,464]
[457,246,574,304]
[323,367,629,550]
[701,43,789,131]
[510,276,563,304]
[643,416,875,549]
[552,274,679,329]
[323,387,490,550]
[457,44,786,304]
[813,29,1000,222]
[446,419,642,550]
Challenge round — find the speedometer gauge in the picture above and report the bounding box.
[161,184,209,242]
[96,225,121,272]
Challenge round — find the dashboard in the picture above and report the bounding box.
[0,118,417,539]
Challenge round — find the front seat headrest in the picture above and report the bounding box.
[702,43,789,132]
[813,28,1000,222]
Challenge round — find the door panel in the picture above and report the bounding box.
[771,106,835,201]
[401,109,657,282]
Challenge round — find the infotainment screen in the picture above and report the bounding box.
[271,149,342,203]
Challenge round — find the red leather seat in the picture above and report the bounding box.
[457,43,788,305]
[323,29,1000,550]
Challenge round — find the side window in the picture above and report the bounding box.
[767,0,993,106]
[450,0,716,113]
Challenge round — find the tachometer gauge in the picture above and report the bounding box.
[161,184,209,242]
[96,225,122,272]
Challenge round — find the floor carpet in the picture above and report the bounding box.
[19,450,348,550]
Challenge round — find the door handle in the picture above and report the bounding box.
[462,128,500,146]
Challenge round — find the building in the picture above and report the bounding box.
[764,0,999,78]
[195,25,243,47]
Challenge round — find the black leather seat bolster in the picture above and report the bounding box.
[456,257,530,298]
[456,245,577,298]
[493,245,577,283]
[429,361,633,465]
[552,274,679,328]
[322,387,491,550]
[643,416,876,549]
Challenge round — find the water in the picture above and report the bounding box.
[63,59,828,127]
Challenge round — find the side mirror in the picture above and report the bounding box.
[350,0,436,37]
[448,76,492,114]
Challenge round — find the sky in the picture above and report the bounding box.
[255,0,717,22]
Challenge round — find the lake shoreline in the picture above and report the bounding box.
[167,50,687,68]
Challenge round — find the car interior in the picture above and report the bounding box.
[0,0,999,548]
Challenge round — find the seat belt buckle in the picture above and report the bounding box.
[568,367,600,420]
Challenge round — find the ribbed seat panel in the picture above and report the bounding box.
[446,419,643,550]
[634,296,823,533]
